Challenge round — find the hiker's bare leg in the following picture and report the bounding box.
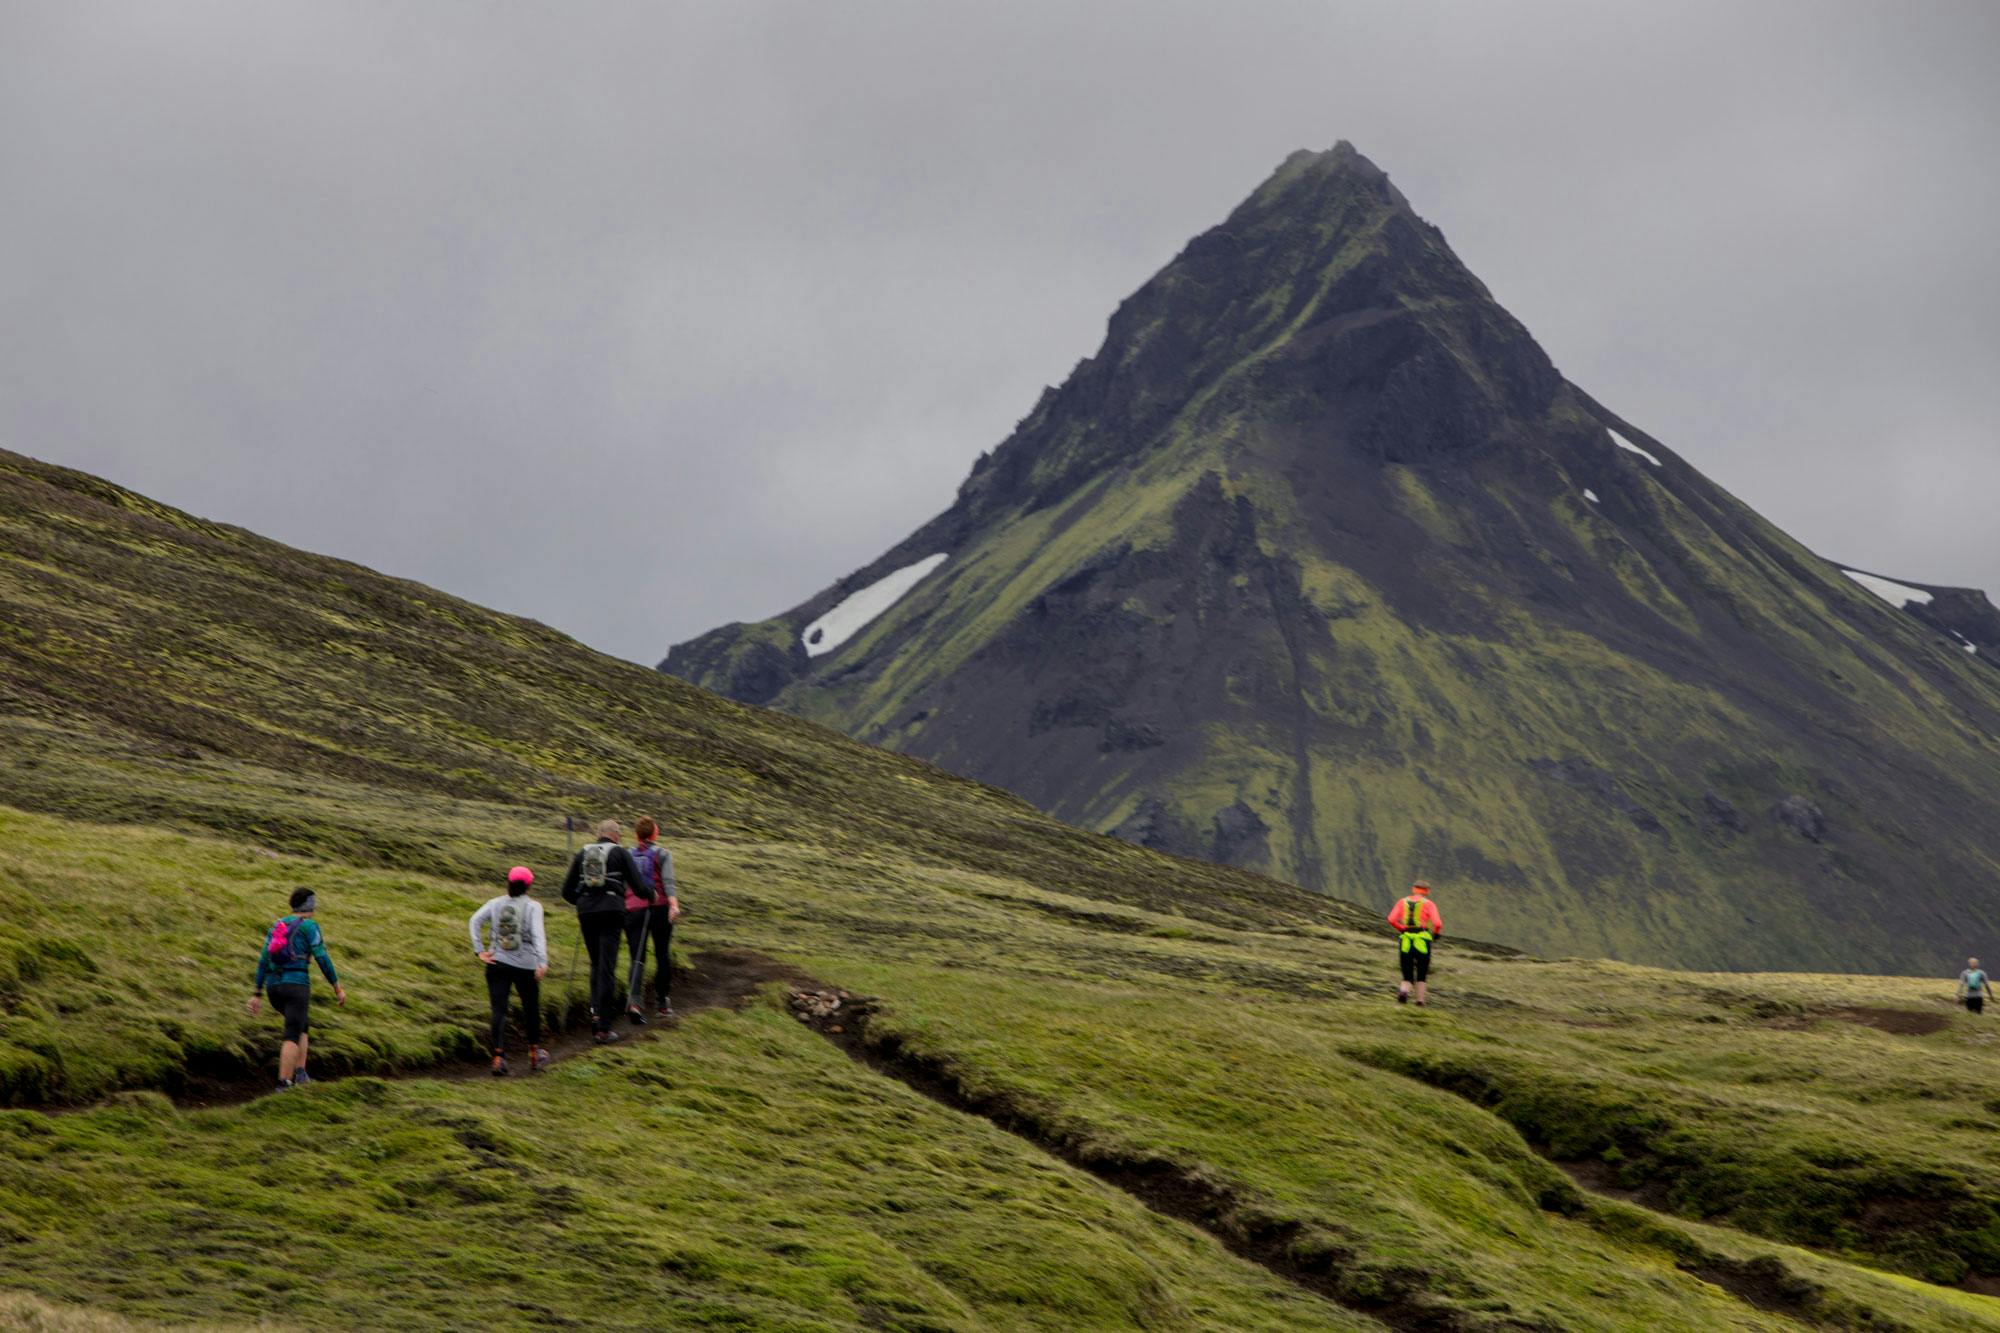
[296,1032,310,1073]
[279,1039,301,1082]
[1415,981,1429,1005]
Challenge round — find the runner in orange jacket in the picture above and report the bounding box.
[1388,881,1443,1006]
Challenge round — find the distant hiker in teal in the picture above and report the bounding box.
[560,819,656,1044]
[471,866,551,1075]
[1960,958,1988,1015]
[624,815,682,1024]
[1387,881,1443,1006]
[248,887,346,1090]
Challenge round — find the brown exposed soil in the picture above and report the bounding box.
[1682,1257,1827,1322]
[1761,1006,1951,1036]
[1557,1160,1648,1207]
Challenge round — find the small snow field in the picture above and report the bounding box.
[802,553,950,657]
[1608,428,1662,467]
[1584,489,1599,504]
[1841,569,1934,610]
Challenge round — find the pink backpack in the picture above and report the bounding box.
[265,916,310,965]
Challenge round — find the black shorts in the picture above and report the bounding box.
[1969,995,1985,1015]
[1399,942,1432,982]
[267,983,311,1041]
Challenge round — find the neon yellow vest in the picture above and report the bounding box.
[1399,898,1431,953]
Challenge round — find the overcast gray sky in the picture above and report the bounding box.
[4,1,1996,663]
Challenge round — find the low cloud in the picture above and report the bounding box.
[3,1,1995,660]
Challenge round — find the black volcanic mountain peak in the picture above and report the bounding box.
[667,145,2000,974]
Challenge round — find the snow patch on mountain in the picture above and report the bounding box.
[1583,489,1599,504]
[802,554,950,658]
[1608,429,1661,467]
[1842,569,1934,609]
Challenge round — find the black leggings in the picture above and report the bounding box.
[624,910,675,1009]
[580,912,626,1032]
[485,962,541,1051]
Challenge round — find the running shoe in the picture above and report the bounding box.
[292,1068,312,1086]
[276,1078,295,1091]
[593,1029,622,1045]
[491,1052,508,1077]
[627,1006,647,1026]
[655,1000,675,1020]
[530,1047,551,1073]
[1396,991,1409,1004]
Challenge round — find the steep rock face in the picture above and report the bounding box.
[1916,587,2000,657]
[665,144,2000,974]
[1844,573,2000,661]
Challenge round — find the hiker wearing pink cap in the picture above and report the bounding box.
[469,866,550,1076]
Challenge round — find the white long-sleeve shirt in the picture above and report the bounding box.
[469,894,548,970]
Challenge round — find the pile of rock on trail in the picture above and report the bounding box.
[788,988,858,1034]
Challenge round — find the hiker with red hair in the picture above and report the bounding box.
[1387,881,1444,1006]
[623,815,682,1024]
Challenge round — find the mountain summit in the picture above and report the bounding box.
[666,145,2000,973]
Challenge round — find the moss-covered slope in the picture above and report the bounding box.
[665,143,2000,975]
[2,454,1997,1328]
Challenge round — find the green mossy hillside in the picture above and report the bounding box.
[2,453,1998,1328]
[2,804,1997,1329]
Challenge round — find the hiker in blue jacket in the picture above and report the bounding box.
[248,887,346,1090]
[1960,957,1988,1015]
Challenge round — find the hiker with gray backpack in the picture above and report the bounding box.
[470,866,551,1075]
[560,819,657,1044]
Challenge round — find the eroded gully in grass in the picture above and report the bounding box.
[782,985,2000,1331]
[1345,1044,2000,1320]
[34,951,1891,1329]
[32,948,1416,1327]
[787,984,1480,1333]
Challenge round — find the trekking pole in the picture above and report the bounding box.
[561,815,583,1018]
[625,906,652,1016]
[563,918,583,1015]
